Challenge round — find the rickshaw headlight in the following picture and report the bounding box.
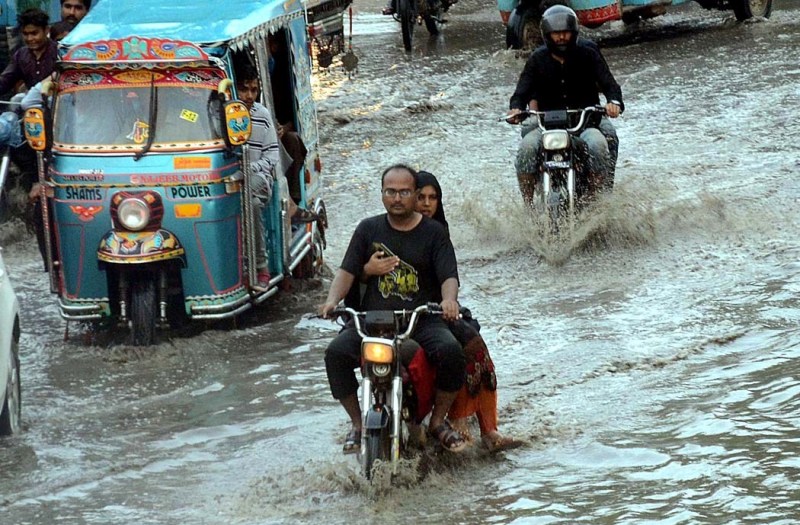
[542,130,569,151]
[362,339,393,364]
[117,198,151,231]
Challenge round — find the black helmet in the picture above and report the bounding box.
[540,4,579,56]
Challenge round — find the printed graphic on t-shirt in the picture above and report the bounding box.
[373,242,419,301]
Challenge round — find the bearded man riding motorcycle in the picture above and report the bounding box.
[507,5,624,206]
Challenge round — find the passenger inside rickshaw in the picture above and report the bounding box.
[232,49,318,225]
[268,30,307,206]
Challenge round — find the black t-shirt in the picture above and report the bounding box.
[340,214,458,311]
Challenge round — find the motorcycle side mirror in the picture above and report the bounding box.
[23,107,50,152]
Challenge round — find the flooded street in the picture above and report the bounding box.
[2,0,800,523]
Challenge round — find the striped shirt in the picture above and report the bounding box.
[246,101,280,178]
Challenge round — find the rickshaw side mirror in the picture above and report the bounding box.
[23,107,49,152]
[223,100,252,146]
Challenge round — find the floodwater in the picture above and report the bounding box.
[1,0,800,523]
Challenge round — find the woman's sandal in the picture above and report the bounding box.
[343,427,361,454]
[429,420,468,453]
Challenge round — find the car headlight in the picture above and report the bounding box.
[117,198,151,231]
[542,130,569,151]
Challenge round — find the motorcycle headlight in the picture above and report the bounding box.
[362,338,393,364]
[542,130,569,151]
[372,363,391,377]
[117,198,151,231]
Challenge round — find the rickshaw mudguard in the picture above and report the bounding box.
[97,229,185,264]
[364,407,390,430]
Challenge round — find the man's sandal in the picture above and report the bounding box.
[343,427,361,454]
[429,420,467,453]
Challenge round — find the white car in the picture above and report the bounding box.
[0,248,21,435]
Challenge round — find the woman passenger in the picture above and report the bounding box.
[415,171,522,451]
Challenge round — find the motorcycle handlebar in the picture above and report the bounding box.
[503,106,607,131]
[329,303,443,340]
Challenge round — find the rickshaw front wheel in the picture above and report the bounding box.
[731,0,772,20]
[130,277,158,346]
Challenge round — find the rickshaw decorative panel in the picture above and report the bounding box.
[62,37,210,63]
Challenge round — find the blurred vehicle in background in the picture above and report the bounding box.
[505,0,773,49]
[0,247,21,436]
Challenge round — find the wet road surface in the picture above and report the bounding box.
[1,0,800,523]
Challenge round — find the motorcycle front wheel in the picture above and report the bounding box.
[363,426,391,480]
[398,0,415,51]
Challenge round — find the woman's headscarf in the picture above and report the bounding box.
[416,170,449,235]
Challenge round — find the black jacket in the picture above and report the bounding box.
[509,38,624,113]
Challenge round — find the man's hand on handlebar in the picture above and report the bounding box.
[318,301,339,319]
[605,102,621,118]
[440,299,460,322]
[506,108,525,124]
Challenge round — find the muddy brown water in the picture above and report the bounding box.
[1,1,799,523]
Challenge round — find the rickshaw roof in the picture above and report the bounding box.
[62,0,304,47]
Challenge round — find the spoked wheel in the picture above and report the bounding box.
[363,426,391,480]
[0,337,21,436]
[130,276,158,346]
[731,0,772,20]
[398,0,415,51]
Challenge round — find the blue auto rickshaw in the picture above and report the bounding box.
[505,0,773,49]
[23,0,330,345]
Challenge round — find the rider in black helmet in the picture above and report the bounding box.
[507,4,623,205]
[540,4,579,56]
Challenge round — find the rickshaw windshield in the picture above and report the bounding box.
[53,68,227,148]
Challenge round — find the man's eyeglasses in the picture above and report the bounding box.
[382,188,415,199]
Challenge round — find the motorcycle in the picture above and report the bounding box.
[331,303,441,480]
[508,105,610,231]
[0,97,24,222]
[384,0,455,51]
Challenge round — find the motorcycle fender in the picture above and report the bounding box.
[97,228,185,264]
[364,407,390,431]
